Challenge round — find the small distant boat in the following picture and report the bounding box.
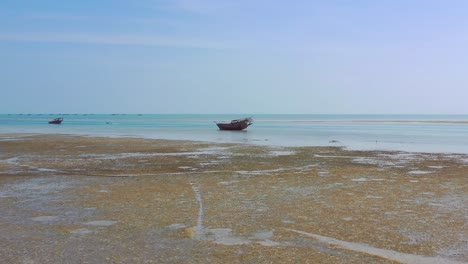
[215,117,253,131]
[48,118,63,124]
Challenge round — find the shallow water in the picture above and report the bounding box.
[1,114,468,153]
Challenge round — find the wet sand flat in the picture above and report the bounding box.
[0,134,467,263]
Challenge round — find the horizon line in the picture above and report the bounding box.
[2,113,468,116]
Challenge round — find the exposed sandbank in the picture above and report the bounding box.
[0,134,467,263]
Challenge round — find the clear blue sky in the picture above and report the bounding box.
[1,0,467,114]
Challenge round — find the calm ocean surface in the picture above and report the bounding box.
[1,114,468,154]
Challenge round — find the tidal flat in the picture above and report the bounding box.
[0,134,467,263]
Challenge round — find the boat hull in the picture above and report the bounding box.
[48,118,63,124]
[215,117,253,131]
[216,122,249,130]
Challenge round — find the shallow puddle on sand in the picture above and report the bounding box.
[252,230,274,240]
[85,220,118,226]
[205,228,250,246]
[351,177,384,182]
[31,215,58,222]
[288,229,466,264]
[70,228,93,235]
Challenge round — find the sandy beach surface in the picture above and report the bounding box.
[0,134,467,263]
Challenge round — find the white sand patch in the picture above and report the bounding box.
[218,180,239,185]
[200,161,219,166]
[236,168,288,175]
[270,150,295,156]
[352,178,369,182]
[167,223,187,230]
[0,177,73,198]
[199,146,229,154]
[352,157,396,166]
[421,192,434,196]
[236,170,266,175]
[365,195,384,199]
[79,147,230,160]
[408,170,432,175]
[428,166,444,169]
[283,186,320,196]
[0,138,20,142]
[351,177,384,182]
[36,168,57,172]
[314,155,353,158]
[384,211,398,215]
[378,153,422,161]
[2,157,21,165]
[324,182,343,189]
[257,240,282,246]
[84,174,138,177]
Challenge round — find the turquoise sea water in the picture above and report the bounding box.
[1,114,468,153]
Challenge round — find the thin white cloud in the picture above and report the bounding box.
[171,0,239,15]
[0,32,227,49]
[174,0,222,14]
[23,13,91,22]
[20,11,192,31]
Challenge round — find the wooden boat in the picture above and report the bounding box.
[216,117,253,130]
[48,118,63,124]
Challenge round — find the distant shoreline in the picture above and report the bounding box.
[3,113,468,124]
[259,119,468,124]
